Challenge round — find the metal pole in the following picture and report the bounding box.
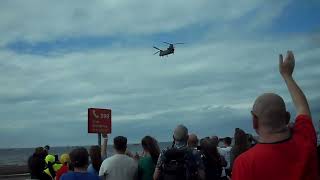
[98,133,101,147]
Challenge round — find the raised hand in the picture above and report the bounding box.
[279,51,311,116]
[279,51,295,78]
[102,133,108,139]
[101,133,108,158]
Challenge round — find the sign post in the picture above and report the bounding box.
[98,133,101,147]
[88,108,112,146]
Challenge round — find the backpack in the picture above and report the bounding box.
[201,153,223,180]
[160,147,198,180]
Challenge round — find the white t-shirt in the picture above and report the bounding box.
[99,154,137,180]
[218,146,232,169]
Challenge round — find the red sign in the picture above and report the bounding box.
[88,108,112,134]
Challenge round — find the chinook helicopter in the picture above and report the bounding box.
[153,42,184,57]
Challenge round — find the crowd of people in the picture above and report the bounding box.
[27,51,319,180]
[28,127,255,180]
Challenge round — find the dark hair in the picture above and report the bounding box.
[232,129,249,161]
[141,136,160,165]
[28,147,47,176]
[200,138,220,163]
[89,146,102,172]
[114,136,127,152]
[211,136,219,147]
[34,147,47,159]
[199,137,210,147]
[223,137,232,146]
[34,147,44,155]
[69,147,89,168]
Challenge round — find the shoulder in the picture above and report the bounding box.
[127,156,137,165]
[87,173,100,180]
[221,146,232,151]
[158,147,171,159]
[293,115,316,145]
[220,147,231,155]
[234,145,259,163]
[217,147,225,155]
[233,151,251,173]
[139,156,151,163]
[294,115,314,129]
[156,147,174,167]
[101,155,121,167]
[61,172,74,180]
[160,147,171,154]
[102,155,115,163]
[87,164,96,173]
[138,156,151,167]
[100,157,112,170]
[295,114,312,121]
[57,165,67,173]
[117,155,137,166]
[232,152,253,180]
[294,115,314,130]
[190,148,201,158]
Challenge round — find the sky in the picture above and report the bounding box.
[0,0,319,148]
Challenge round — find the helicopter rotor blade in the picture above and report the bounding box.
[173,43,184,45]
[163,42,172,45]
[153,46,161,51]
[153,51,160,55]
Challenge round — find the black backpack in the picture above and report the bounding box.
[160,148,198,180]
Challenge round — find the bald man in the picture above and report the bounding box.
[232,51,318,180]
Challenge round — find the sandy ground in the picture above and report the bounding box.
[0,165,30,180]
[0,165,28,175]
[0,174,29,180]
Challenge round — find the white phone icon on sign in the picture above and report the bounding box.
[92,110,99,119]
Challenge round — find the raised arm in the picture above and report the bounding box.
[279,51,311,117]
[101,133,108,158]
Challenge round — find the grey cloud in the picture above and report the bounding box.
[0,0,289,45]
[0,1,319,147]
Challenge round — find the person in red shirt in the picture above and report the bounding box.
[232,51,318,180]
[56,153,70,180]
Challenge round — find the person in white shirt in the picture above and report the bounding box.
[219,137,232,178]
[99,136,137,180]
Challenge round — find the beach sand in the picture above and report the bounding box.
[0,165,29,180]
[0,174,29,180]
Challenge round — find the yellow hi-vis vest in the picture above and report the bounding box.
[44,154,62,178]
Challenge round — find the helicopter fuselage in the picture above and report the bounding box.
[154,42,182,57]
[159,47,174,56]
